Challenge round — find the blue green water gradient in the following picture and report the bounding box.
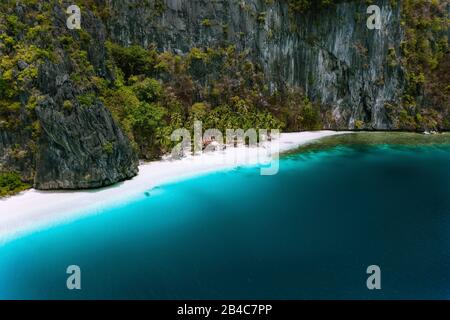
[1,138,450,299]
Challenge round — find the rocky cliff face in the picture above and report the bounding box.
[0,2,139,190]
[106,0,405,129]
[33,61,138,190]
[0,0,447,191]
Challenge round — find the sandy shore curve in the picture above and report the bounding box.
[0,131,348,243]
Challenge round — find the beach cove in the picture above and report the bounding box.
[0,131,347,243]
[0,132,449,299]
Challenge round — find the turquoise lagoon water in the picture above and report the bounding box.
[1,135,450,299]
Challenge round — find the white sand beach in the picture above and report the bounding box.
[0,131,348,242]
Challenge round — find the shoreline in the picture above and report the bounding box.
[0,131,348,243]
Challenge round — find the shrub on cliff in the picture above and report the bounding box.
[0,172,30,197]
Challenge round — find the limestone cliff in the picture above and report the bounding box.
[0,0,448,191]
[1,1,139,190]
[106,0,405,129]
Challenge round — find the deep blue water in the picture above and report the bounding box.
[1,143,450,299]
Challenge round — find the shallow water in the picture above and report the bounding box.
[1,133,450,299]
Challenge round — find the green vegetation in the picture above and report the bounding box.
[102,142,114,155]
[106,43,156,80]
[201,19,213,27]
[98,43,289,159]
[387,0,449,131]
[285,0,337,14]
[63,100,73,111]
[0,172,30,197]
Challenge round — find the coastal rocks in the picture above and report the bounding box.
[32,62,138,190]
[0,4,138,191]
[34,98,138,190]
